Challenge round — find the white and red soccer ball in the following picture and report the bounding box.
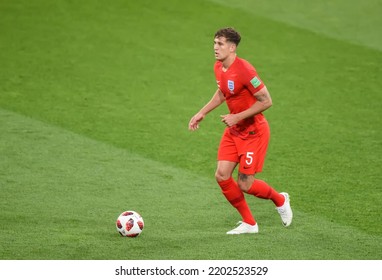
[116,211,144,237]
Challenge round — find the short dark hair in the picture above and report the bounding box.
[214,27,241,46]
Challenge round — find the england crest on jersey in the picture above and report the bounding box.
[228,80,235,93]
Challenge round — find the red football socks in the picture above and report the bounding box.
[247,179,285,207]
[218,177,256,225]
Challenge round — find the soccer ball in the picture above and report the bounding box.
[116,210,144,237]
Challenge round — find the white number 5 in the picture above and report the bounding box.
[245,152,254,165]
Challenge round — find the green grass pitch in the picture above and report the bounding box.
[0,0,381,260]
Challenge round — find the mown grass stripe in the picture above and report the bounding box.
[1,108,381,259]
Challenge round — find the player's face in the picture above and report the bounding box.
[214,36,235,61]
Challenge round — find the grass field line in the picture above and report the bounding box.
[1,107,381,259]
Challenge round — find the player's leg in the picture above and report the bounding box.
[216,129,258,234]
[216,162,258,234]
[238,173,292,227]
[236,122,293,227]
[237,172,284,206]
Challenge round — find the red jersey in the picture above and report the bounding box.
[214,56,267,139]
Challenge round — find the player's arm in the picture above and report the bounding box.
[221,87,272,127]
[189,88,225,131]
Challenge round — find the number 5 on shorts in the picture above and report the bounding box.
[245,152,254,165]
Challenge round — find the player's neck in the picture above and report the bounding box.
[222,54,237,72]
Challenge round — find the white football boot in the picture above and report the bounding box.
[276,192,293,227]
[226,221,259,235]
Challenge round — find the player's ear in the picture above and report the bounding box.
[229,43,237,53]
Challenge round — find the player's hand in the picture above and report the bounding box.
[188,112,205,131]
[220,114,239,127]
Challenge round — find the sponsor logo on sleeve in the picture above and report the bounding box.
[250,77,262,88]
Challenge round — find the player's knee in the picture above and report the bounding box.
[215,170,230,182]
[237,180,251,192]
[237,173,255,192]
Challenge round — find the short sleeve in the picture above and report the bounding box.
[241,60,265,94]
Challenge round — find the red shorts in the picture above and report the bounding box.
[217,122,270,175]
